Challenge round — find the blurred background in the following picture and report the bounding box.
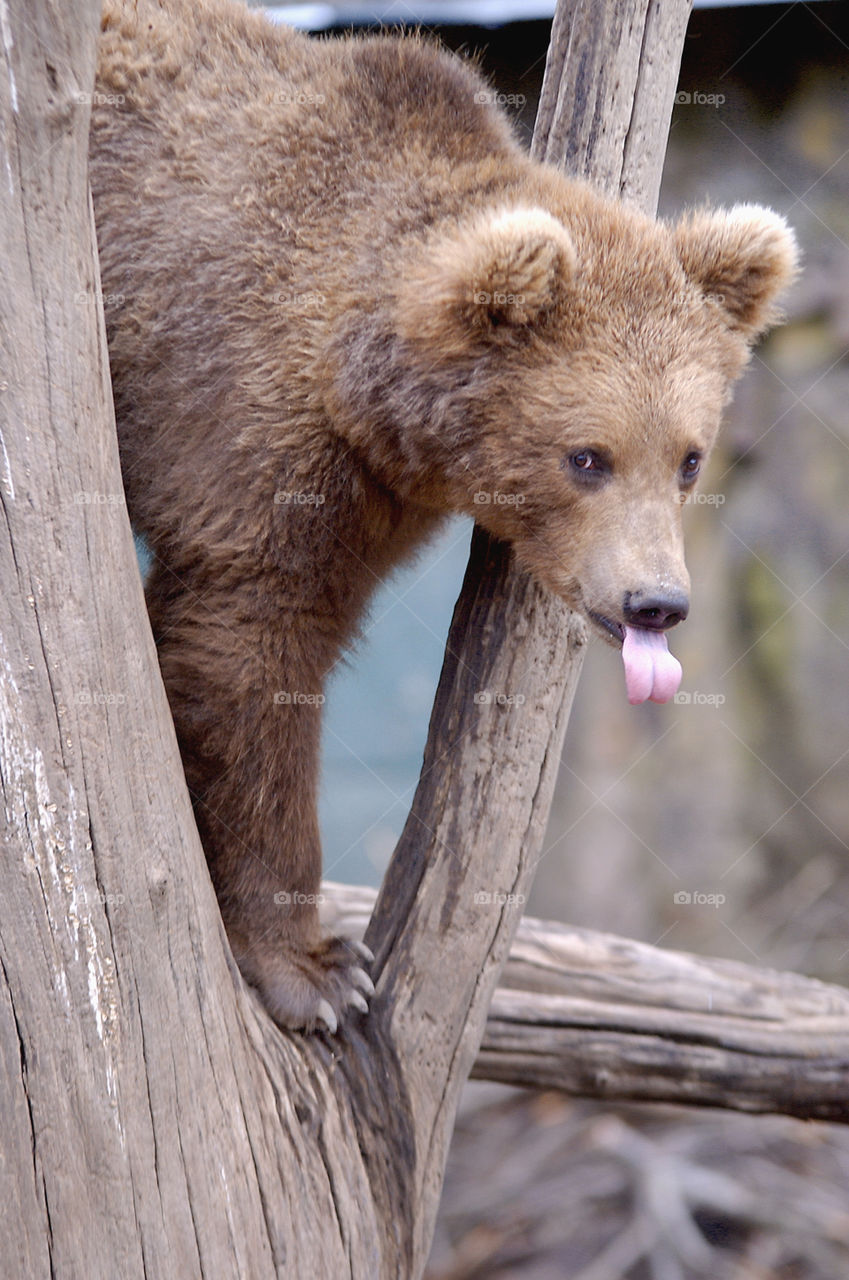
[269,2,849,1273]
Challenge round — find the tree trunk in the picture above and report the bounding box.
[0,2,690,1278]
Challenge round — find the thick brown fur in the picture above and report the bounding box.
[91,0,798,1031]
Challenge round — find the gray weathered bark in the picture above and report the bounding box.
[330,883,849,1124]
[0,1,691,1277]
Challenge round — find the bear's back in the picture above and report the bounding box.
[96,0,518,172]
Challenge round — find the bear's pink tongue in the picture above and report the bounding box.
[622,626,683,705]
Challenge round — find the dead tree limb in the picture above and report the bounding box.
[328,883,849,1124]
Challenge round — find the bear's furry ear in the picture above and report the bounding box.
[674,205,799,341]
[395,206,577,355]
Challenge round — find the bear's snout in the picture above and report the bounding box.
[622,588,690,631]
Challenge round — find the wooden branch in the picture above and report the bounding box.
[365,533,588,1270]
[330,883,849,1123]
[365,2,693,1269]
[532,0,692,200]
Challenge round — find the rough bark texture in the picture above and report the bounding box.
[0,1,691,1278]
[532,0,692,206]
[329,883,849,1124]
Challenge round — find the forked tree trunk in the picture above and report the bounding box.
[0,1,690,1277]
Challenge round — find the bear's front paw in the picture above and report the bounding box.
[234,934,375,1033]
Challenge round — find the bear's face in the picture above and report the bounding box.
[462,343,726,637]
[384,196,797,665]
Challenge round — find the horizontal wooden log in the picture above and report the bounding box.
[323,883,849,1123]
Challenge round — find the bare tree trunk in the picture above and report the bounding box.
[0,2,690,1278]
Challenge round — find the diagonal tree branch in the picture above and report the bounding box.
[365,0,694,1267]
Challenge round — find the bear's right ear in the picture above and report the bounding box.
[395,206,577,357]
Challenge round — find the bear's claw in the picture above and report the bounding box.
[351,965,375,996]
[316,998,338,1035]
[235,932,374,1033]
[347,990,369,1015]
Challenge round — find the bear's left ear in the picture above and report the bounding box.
[395,206,577,356]
[673,205,799,342]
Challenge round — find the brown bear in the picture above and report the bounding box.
[91,0,797,1031]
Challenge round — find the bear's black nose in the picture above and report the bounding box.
[623,589,689,631]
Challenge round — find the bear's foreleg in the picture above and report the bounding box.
[145,563,373,1032]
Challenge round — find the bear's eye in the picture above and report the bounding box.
[568,449,609,481]
[680,451,702,483]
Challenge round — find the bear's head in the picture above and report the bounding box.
[330,188,798,702]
